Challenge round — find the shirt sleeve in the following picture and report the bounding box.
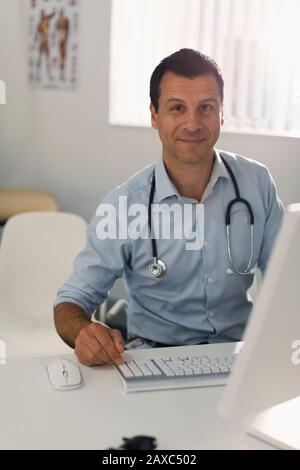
[53,199,131,317]
[257,168,285,277]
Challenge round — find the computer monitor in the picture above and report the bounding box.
[218,203,300,449]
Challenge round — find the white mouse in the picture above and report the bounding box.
[46,358,83,391]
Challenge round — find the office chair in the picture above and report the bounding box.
[96,298,128,340]
[0,212,87,358]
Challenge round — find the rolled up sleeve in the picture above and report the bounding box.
[54,201,130,317]
[257,168,285,277]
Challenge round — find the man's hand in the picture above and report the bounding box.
[54,302,125,366]
[74,322,125,367]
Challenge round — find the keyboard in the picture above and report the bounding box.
[114,343,241,392]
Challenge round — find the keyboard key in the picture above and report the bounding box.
[118,363,134,378]
[145,360,162,376]
[135,360,153,376]
[155,359,175,376]
[126,361,143,377]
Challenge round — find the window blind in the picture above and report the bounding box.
[109,0,300,135]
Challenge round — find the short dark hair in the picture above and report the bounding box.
[150,48,224,111]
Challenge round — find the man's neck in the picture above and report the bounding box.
[163,152,215,201]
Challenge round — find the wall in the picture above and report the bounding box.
[219,131,300,207]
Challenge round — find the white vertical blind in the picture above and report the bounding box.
[109,0,300,135]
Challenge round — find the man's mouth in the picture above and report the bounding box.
[178,137,206,143]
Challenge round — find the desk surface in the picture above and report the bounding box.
[0,343,275,450]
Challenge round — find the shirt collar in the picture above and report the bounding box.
[154,149,230,203]
[210,149,230,185]
[154,155,180,202]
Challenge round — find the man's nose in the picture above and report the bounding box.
[183,111,203,133]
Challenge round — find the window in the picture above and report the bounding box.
[109,0,300,136]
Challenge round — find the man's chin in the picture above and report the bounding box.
[174,149,211,165]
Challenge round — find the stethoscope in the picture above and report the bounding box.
[148,155,255,278]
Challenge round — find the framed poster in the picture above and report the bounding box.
[28,0,79,89]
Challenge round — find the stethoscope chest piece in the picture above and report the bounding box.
[149,258,167,278]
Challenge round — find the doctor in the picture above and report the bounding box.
[54,48,284,366]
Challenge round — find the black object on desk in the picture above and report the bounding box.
[108,435,157,450]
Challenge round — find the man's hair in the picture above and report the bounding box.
[150,48,224,112]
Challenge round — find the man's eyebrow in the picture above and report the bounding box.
[165,97,220,105]
[165,97,185,104]
[199,97,219,104]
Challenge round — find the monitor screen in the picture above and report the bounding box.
[218,203,300,428]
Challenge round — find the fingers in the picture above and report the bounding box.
[109,329,125,353]
[91,325,124,364]
[74,322,124,367]
[75,341,107,367]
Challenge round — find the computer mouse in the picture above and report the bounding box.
[46,358,83,391]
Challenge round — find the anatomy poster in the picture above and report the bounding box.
[28,0,79,89]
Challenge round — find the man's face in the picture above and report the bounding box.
[150,72,224,166]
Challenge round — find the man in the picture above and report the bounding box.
[54,49,284,367]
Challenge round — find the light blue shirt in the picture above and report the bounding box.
[54,150,284,344]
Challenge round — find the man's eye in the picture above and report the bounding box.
[200,104,212,112]
[171,105,183,112]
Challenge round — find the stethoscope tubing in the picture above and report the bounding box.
[148,155,255,277]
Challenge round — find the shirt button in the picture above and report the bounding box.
[207,277,214,284]
[208,310,214,317]
[203,240,209,247]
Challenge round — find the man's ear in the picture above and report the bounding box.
[220,106,224,126]
[150,103,158,129]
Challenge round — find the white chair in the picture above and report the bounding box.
[0,212,87,358]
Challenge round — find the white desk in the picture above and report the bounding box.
[0,343,275,450]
